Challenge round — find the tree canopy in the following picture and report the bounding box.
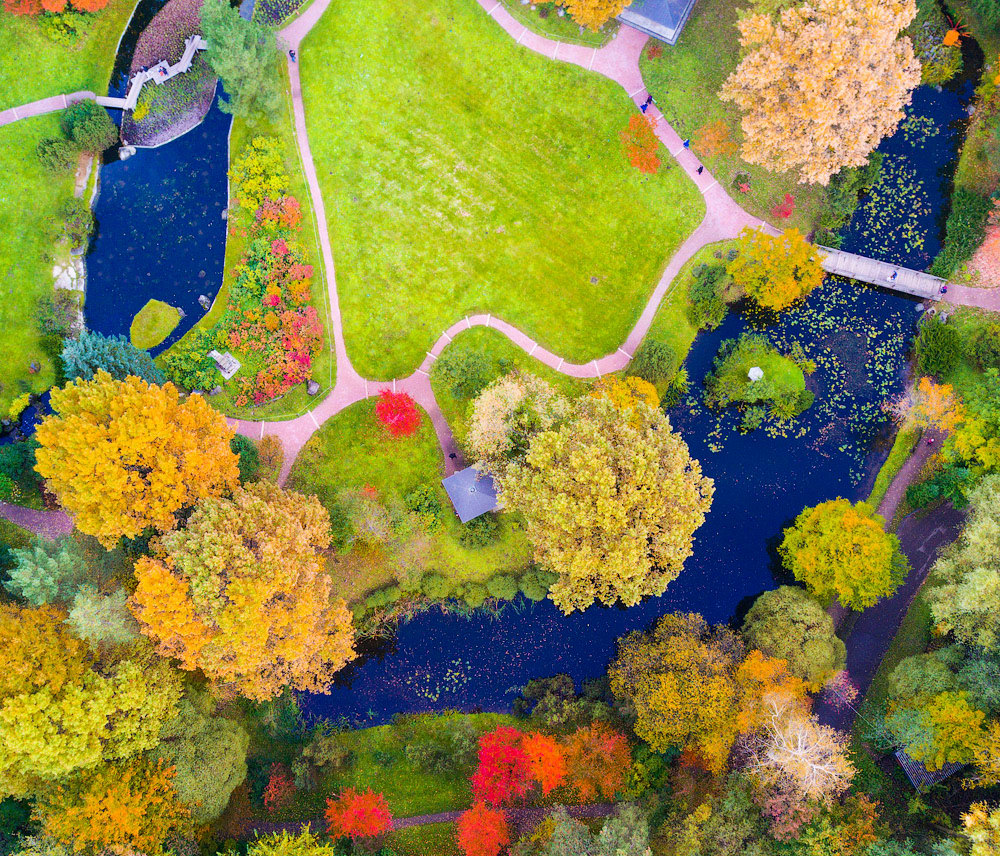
[131,482,356,700]
[498,396,713,613]
[726,228,825,311]
[61,331,164,385]
[719,0,920,185]
[779,498,907,610]
[741,586,846,690]
[35,372,239,547]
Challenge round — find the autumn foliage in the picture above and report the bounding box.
[620,114,661,175]
[727,227,825,311]
[456,802,509,856]
[324,788,393,841]
[720,0,920,185]
[522,732,567,795]
[263,764,296,814]
[562,722,631,801]
[3,0,108,14]
[35,372,239,547]
[471,726,532,806]
[693,119,737,158]
[375,390,422,437]
[562,0,633,31]
[130,482,356,701]
[38,759,190,853]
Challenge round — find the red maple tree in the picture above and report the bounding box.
[771,193,796,219]
[619,114,661,175]
[562,723,631,802]
[324,788,393,841]
[456,802,509,856]
[375,390,422,437]
[262,763,295,815]
[522,731,567,795]
[470,726,532,806]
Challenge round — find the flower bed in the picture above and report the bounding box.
[162,138,325,406]
[120,0,217,147]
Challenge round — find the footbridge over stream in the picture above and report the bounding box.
[817,245,947,302]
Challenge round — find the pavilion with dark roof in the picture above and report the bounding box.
[895,749,965,791]
[442,466,499,523]
[618,0,698,45]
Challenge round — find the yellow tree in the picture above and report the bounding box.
[35,372,239,546]
[562,0,632,31]
[38,758,191,853]
[779,498,908,610]
[892,376,965,432]
[608,612,804,773]
[131,483,356,701]
[719,0,920,185]
[498,397,713,613]
[727,228,825,311]
[964,802,1000,856]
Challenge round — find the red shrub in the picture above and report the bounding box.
[771,193,796,219]
[619,114,661,175]
[456,802,509,856]
[324,788,393,841]
[375,390,422,437]
[262,763,295,814]
[470,726,532,807]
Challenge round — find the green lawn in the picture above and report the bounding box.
[386,822,459,856]
[0,114,76,414]
[0,0,137,111]
[288,398,533,603]
[639,0,827,233]
[300,0,704,380]
[867,424,921,513]
[323,713,513,818]
[164,65,332,421]
[130,298,180,348]
[496,0,614,47]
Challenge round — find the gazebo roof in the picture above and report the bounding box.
[895,749,965,790]
[442,466,498,523]
[618,0,699,45]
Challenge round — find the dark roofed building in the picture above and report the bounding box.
[442,466,499,523]
[619,0,698,45]
[895,749,965,790]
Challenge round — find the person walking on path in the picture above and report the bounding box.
[682,138,690,148]
[697,165,704,174]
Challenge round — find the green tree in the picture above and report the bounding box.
[60,101,118,153]
[779,498,908,610]
[432,347,494,400]
[628,338,678,385]
[915,316,961,378]
[886,691,986,770]
[727,227,825,311]
[66,587,141,649]
[61,331,164,385]
[153,691,249,824]
[741,586,846,689]
[200,0,283,124]
[927,476,1000,648]
[246,829,339,856]
[4,536,88,606]
[499,396,713,613]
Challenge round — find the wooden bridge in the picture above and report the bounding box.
[96,34,208,111]
[817,245,946,302]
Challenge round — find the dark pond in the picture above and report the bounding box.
[301,75,976,726]
[83,0,231,356]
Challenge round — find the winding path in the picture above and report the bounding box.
[236,0,763,482]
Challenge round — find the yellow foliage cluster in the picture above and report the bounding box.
[727,227,825,311]
[562,0,633,31]
[720,0,920,185]
[35,372,239,547]
[131,483,356,701]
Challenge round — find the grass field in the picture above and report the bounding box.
[0,0,137,111]
[164,65,332,421]
[130,298,179,348]
[0,114,77,414]
[639,0,827,233]
[300,0,704,380]
[288,398,533,603]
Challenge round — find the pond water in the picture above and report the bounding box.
[301,74,976,726]
[83,0,231,355]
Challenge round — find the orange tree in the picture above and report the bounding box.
[562,722,631,801]
[456,802,509,856]
[37,758,191,852]
[34,372,239,547]
[619,114,660,175]
[324,788,392,844]
[563,0,633,31]
[131,482,355,701]
[779,498,908,610]
[726,228,825,311]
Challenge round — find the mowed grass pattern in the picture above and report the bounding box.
[300,0,704,379]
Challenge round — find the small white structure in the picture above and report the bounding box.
[208,349,241,381]
[748,366,764,382]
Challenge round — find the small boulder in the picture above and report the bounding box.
[209,386,223,397]
[307,380,320,396]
